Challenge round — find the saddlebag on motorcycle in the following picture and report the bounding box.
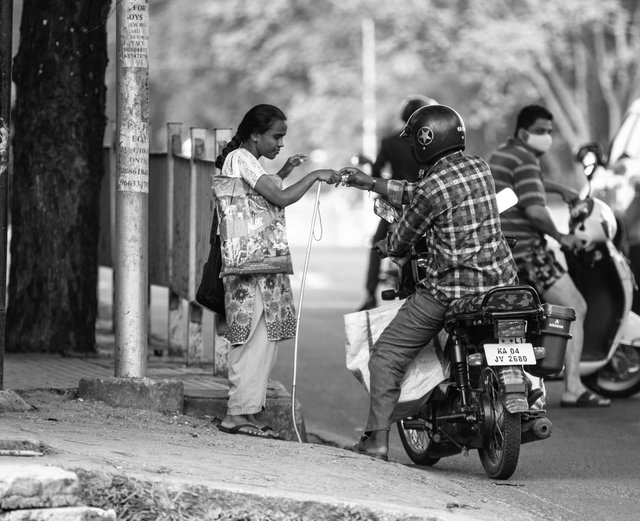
[529,303,576,377]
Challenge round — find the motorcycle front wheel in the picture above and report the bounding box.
[478,368,521,480]
[396,418,440,466]
[583,344,640,398]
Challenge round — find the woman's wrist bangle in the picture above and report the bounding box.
[368,178,377,191]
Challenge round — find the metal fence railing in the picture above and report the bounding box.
[100,123,232,375]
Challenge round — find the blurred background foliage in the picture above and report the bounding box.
[10,0,638,178]
[99,0,640,185]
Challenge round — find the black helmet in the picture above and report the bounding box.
[400,104,466,165]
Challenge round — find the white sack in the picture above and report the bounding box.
[344,299,447,404]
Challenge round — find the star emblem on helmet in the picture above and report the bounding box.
[418,126,434,146]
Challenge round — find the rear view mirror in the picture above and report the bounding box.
[575,143,604,179]
[373,198,400,224]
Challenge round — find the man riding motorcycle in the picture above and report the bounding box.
[339,104,518,461]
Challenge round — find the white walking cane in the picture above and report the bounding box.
[291,182,323,443]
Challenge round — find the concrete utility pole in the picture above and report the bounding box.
[361,17,377,163]
[0,0,13,389]
[114,0,149,377]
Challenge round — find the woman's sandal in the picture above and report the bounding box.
[560,391,611,408]
[261,425,283,440]
[218,423,273,438]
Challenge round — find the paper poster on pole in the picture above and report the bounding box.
[120,0,149,69]
[118,121,149,193]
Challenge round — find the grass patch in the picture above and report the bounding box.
[76,470,410,521]
[77,471,234,520]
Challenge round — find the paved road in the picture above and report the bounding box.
[139,244,640,520]
[271,246,640,521]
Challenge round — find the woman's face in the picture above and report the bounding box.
[254,119,287,160]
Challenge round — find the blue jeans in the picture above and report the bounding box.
[366,286,448,432]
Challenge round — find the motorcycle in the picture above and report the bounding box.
[542,144,640,397]
[373,191,572,480]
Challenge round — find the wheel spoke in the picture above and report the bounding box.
[397,418,441,466]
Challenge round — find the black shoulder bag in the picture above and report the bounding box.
[196,209,226,317]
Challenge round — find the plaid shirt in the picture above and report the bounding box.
[386,151,518,304]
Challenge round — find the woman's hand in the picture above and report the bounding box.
[277,154,308,179]
[313,169,341,185]
[338,167,375,190]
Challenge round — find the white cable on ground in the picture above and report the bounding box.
[291,182,323,443]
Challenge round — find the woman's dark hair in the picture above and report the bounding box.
[215,104,287,170]
[514,105,553,136]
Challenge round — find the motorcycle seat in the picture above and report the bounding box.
[446,285,541,321]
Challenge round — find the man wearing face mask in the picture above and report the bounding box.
[489,104,611,408]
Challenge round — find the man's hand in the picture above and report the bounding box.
[558,233,584,252]
[338,167,375,190]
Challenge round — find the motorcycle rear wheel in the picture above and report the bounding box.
[396,418,440,466]
[583,344,640,398]
[478,368,521,480]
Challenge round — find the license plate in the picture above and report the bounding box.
[484,343,536,366]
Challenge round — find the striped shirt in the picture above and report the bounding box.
[386,151,518,305]
[488,138,546,259]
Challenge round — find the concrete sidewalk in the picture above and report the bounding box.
[0,348,539,521]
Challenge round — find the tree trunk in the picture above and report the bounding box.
[8,0,111,354]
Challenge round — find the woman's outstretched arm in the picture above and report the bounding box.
[254,169,340,207]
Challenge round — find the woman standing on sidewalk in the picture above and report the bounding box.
[214,104,340,439]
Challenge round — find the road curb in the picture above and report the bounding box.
[0,390,32,413]
[78,376,184,414]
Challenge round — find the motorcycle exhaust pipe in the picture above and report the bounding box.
[521,417,552,444]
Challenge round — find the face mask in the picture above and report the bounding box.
[525,132,553,154]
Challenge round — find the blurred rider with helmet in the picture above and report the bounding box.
[357,95,436,311]
[340,104,518,461]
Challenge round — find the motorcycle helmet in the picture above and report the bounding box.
[400,104,466,165]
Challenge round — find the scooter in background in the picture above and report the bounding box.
[543,144,640,397]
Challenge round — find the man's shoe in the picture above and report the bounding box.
[346,435,388,461]
[357,295,377,311]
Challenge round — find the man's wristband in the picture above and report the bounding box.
[368,178,377,191]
